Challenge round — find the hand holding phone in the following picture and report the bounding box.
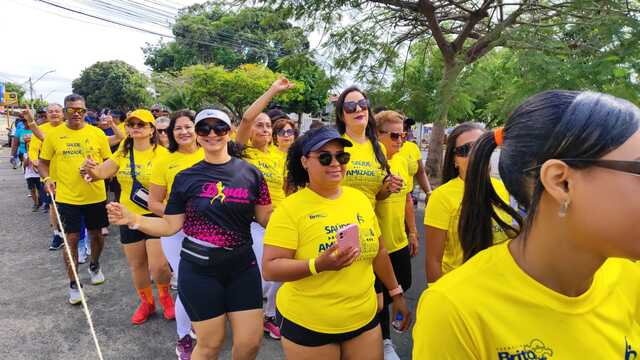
[337,224,360,253]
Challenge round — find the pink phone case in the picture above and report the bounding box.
[337,224,360,251]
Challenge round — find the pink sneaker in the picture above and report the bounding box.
[263,316,281,340]
[176,334,194,360]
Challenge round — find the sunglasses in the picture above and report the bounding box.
[277,128,296,137]
[380,130,406,141]
[523,159,640,176]
[196,121,231,137]
[343,99,370,114]
[157,128,168,134]
[126,121,149,129]
[453,142,474,157]
[307,151,351,166]
[64,107,87,116]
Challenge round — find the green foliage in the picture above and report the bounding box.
[277,54,335,115]
[72,60,152,111]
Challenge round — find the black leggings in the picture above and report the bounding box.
[376,246,412,340]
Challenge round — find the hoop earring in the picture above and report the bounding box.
[558,199,570,218]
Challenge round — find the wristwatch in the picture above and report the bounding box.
[389,285,404,297]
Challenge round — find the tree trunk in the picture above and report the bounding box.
[425,62,463,186]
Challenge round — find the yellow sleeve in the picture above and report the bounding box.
[28,137,41,162]
[411,142,422,160]
[39,134,55,161]
[264,205,298,250]
[150,156,168,187]
[99,133,112,160]
[412,289,479,359]
[424,189,452,229]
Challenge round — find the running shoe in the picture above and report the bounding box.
[78,246,88,264]
[88,265,105,285]
[31,204,39,212]
[42,204,50,213]
[49,234,64,251]
[383,339,401,360]
[170,273,178,290]
[131,301,156,325]
[263,316,281,340]
[69,283,82,305]
[175,334,195,360]
[159,293,176,320]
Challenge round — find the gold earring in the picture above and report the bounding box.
[558,199,570,218]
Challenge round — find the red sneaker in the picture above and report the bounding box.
[159,294,176,320]
[131,301,156,325]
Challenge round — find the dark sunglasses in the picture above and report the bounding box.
[157,128,168,134]
[307,151,351,166]
[64,107,87,116]
[523,159,640,176]
[343,99,370,114]
[277,128,296,137]
[380,130,406,141]
[453,142,474,157]
[196,121,231,137]
[126,121,149,129]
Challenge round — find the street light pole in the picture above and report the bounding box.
[28,70,56,111]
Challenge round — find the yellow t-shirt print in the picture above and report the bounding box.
[341,134,387,206]
[210,181,226,204]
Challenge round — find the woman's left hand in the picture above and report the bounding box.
[391,294,413,332]
[408,233,419,257]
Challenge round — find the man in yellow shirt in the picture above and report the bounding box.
[39,94,112,305]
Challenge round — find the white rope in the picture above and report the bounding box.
[49,189,105,360]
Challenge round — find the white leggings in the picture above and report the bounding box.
[251,222,281,318]
[160,230,191,338]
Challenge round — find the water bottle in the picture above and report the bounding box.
[392,313,404,333]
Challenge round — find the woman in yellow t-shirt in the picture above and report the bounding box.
[83,109,174,325]
[335,87,402,206]
[374,111,419,357]
[424,122,512,283]
[148,109,203,357]
[414,91,640,358]
[236,78,295,339]
[263,126,411,360]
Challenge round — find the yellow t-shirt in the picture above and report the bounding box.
[399,141,422,190]
[150,147,204,198]
[243,146,286,208]
[341,134,387,206]
[264,186,381,333]
[424,177,512,275]
[412,241,640,359]
[110,145,168,215]
[29,122,59,180]
[40,124,112,205]
[375,154,411,253]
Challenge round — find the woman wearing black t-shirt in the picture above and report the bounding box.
[107,109,272,360]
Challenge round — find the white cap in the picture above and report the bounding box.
[195,109,232,127]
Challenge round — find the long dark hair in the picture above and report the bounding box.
[167,109,196,153]
[335,86,389,173]
[285,132,309,194]
[442,122,486,184]
[458,90,640,262]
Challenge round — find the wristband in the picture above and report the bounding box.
[308,258,318,275]
[389,285,404,297]
[42,177,51,183]
[128,214,141,230]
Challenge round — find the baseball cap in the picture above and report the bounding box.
[126,109,155,124]
[266,108,289,122]
[302,127,352,155]
[195,109,232,127]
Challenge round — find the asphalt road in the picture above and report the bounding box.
[0,146,428,359]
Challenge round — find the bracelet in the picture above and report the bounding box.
[42,176,51,183]
[128,214,141,230]
[388,285,404,297]
[308,258,318,275]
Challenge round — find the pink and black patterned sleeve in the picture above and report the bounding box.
[256,176,272,206]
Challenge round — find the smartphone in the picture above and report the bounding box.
[337,224,360,252]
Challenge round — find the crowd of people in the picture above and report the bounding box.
[9,77,640,360]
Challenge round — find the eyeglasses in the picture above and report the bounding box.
[523,159,640,176]
[64,107,87,116]
[307,151,351,166]
[453,142,474,157]
[343,99,369,114]
[126,121,149,129]
[196,121,231,137]
[277,128,296,137]
[380,130,406,141]
[157,128,168,134]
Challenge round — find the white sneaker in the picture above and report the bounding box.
[170,273,178,290]
[78,247,88,264]
[69,285,82,305]
[88,266,105,285]
[383,339,401,360]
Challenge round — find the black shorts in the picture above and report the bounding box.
[56,201,108,234]
[374,245,413,297]
[276,310,380,347]
[119,214,158,244]
[26,177,41,190]
[178,244,262,322]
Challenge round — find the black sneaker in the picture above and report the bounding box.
[49,235,64,250]
[31,204,39,212]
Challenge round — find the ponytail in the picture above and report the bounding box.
[458,129,522,262]
[285,134,309,194]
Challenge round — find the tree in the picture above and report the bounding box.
[154,64,305,120]
[72,60,152,111]
[143,4,310,73]
[250,0,640,180]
